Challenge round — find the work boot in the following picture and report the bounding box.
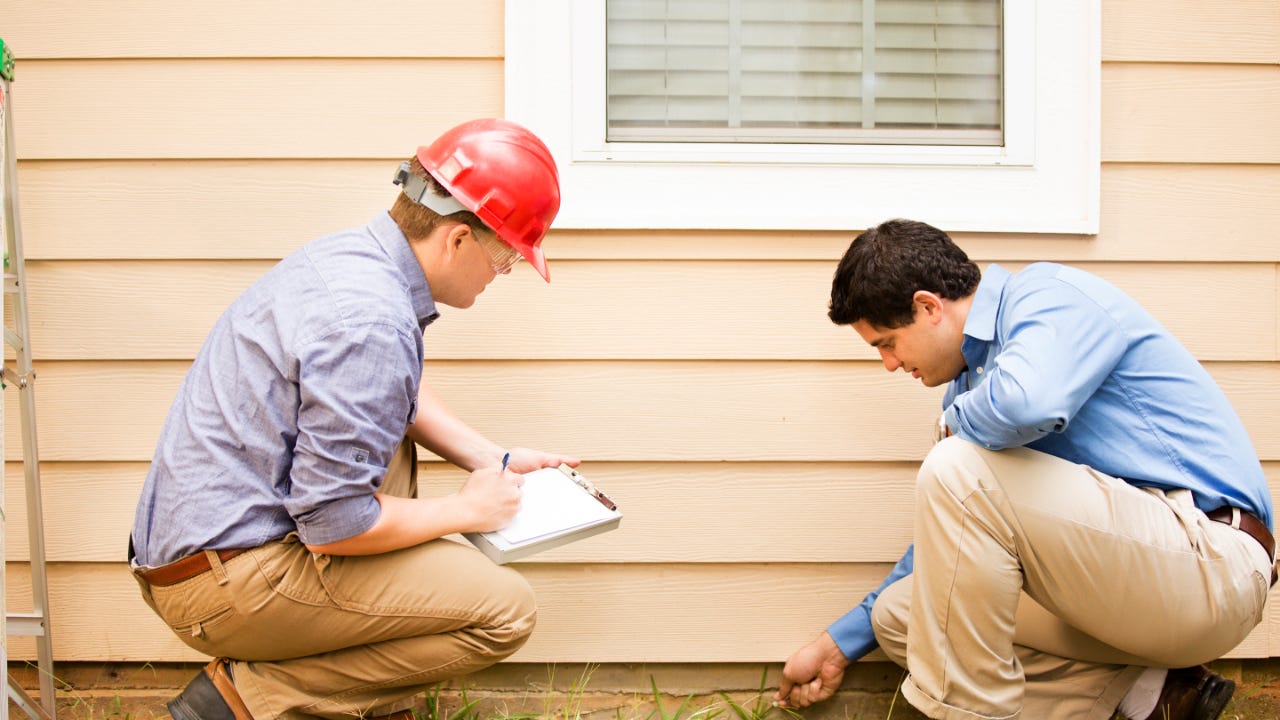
[167,658,254,720]
[1142,665,1235,720]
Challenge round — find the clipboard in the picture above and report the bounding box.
[463,464,622,564]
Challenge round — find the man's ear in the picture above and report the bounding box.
[442,223,471,259]
[913,290,945,320]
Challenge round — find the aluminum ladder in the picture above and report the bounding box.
[0,36,56,720]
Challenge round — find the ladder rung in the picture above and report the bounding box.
[7,679,54,720]
[6,613,47,637]
[4,326,24,353]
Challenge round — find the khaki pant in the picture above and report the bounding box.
[135,440,537,720]
[871,438,1273,720]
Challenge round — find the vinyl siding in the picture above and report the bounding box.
[3,0,1280,663]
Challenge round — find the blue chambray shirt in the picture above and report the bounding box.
[131,212,440,567]
[827,262,1272,660]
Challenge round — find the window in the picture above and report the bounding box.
[506,0,1099,234]
[606,0,1002,147]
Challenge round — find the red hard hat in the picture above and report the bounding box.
[417,119,560,281]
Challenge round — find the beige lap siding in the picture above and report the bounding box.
[3,0,1279,665]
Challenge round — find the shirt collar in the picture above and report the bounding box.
[368,211,440,330]
[960,263,1012,365]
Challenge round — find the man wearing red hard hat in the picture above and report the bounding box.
[131,119,574,720]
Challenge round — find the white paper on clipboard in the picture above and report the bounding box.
[462,464,622,564]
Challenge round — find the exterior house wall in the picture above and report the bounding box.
[3,0,1279,666]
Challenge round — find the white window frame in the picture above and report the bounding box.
[506,0,1100,234]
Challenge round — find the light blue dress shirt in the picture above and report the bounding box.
[828,262,1272,660]
[131,213,440,566]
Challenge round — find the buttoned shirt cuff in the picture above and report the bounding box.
[827,604,879,662]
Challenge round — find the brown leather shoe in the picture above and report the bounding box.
[167,659,255,720]
[1143,665,1235,720]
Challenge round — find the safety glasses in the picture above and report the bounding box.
[475,232,523,274]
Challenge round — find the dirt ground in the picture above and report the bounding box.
[11,660,1280,720]
[1221,659,1280,720]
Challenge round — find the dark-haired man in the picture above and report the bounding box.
[776,219,1274,720]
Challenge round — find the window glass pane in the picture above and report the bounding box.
[606,0,1002,145]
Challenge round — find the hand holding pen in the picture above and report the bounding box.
[499,447,581,474]
[456,452,523,533]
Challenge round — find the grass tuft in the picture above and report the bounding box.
[717,668,799,720]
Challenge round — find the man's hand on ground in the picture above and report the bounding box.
[774,631,851,709]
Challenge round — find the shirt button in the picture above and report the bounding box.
[976,366,984,374]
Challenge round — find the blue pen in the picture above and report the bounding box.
[501,452,510,472]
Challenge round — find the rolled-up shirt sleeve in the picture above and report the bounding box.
[287,321,421,546]
[947,277,1127,451]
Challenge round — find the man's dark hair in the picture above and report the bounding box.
[828,219,981,328]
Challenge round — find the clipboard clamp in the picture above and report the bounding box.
[559,463,618,511]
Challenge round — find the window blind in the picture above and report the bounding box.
[606,0,1003,145]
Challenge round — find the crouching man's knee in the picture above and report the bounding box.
[869,576,912,667]
[916,435,989,502]
[476,568,538,660]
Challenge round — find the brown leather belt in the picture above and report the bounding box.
[1207,507,1277,585]
[135,548,248,587]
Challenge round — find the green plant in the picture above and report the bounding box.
[567,664,600,720]
[1229,674,1280,712]
[717,668,798,720]
[645,675,722,720]
[419,681,481,720]
[883,670,906,720]
[540,664,598,720]
[107,695,133,720]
